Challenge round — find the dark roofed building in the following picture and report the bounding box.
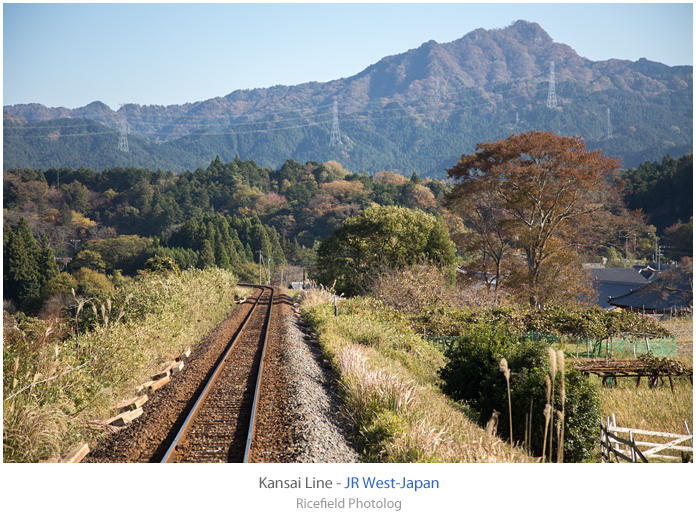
[607,267,692,314]
[586,267,652,309]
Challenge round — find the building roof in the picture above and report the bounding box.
[586,267,650,309]
[607,269,693,313]
[587,267,653,284]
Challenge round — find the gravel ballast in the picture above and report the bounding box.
[281,309,360,463]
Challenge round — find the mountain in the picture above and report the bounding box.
[4,20,692,176]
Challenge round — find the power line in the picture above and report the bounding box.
[3,71,576,145]
[4,71,551,136]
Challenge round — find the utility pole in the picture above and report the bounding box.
[654,236,663,271]
[624,235,629,259]
[266,257,273,285]
[257,251,264,285]
[606,107,612,140]
[658,245,664,272]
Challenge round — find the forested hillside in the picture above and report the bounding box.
[4,21,692,176]
[3,156,459,312]
[622,153,693,259]
[5,147,692,316]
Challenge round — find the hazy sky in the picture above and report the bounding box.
[3,2,693,110]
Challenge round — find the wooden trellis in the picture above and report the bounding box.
[574,359,693,392]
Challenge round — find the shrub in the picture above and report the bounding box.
[41,273,78,299]
[73,267,114,293]
[143,255,180,275]
[439,329,600,462]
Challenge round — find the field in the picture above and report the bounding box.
[596,316,693,460]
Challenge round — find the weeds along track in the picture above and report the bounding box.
[85,285,293,463]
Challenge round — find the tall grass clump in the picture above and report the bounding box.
[298,287,533,462]
[439,329,599,462]
[3,268,239,462]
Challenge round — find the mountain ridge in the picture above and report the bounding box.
[4,20,692,176]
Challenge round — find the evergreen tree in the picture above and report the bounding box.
[37,238,60,286]
[265,225,286,264]
[214,229,230,269]
[229,228,247,266]
[4,218,42,310]
[249,215,272,257]
[219,223,240,268]
[197,239,216,269]
[244,243,254,263]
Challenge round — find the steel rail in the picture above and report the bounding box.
[160,284,272,463]
[243,285,274,462]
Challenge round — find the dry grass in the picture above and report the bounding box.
[662,316,693,360]
[296,283,341,309]
[598,378,693,435]
[2,401,80,463]
[598,375,693,462]
[3,268,239,462]
[299,287,534,462]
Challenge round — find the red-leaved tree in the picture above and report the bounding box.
[445,131,624,308]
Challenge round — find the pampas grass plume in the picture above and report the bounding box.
[548,348,557,381]
[499,358,510,380]
[557,350,565,376]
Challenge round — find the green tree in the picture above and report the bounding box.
[315,205,457,296]
[81,235,153,274]
[37,238,60,287]
[70,249,106,273]
[144,255,180,275]
[41,272,78,299]
[197,239,216,269]
[3,218,42,310]
[62,180,90,214]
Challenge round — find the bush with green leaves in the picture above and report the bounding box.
[143,254,180,275]
[439,327,600,462]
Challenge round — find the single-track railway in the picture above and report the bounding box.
[161,284,273,463]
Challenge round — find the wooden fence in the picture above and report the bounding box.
[601,415,693,462]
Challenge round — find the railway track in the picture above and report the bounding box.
[161,284,274,463]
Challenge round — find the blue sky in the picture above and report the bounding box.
[3,2,693,110]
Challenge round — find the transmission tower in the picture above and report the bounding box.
[606,107,612,139]
[118,121,129,152]
[546,61,557,108]
[118,104,129,152]
[329,99,342,147]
